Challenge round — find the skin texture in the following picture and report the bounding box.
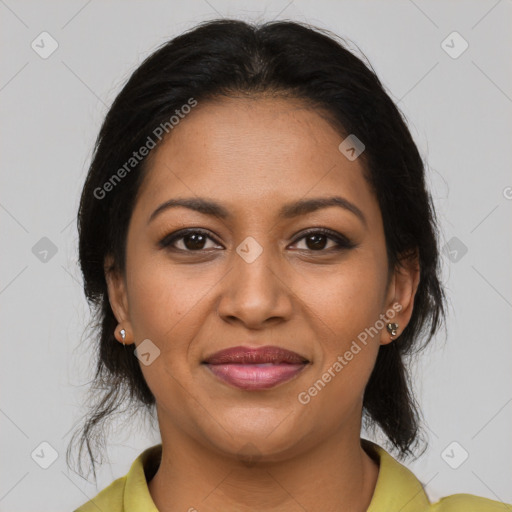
[105,96,420,512]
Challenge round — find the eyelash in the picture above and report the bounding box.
[158,227,356,254]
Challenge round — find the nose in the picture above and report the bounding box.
[216,243,294,330]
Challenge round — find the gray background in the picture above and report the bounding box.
[1,0,511,510]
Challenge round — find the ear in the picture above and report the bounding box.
[104,253,134,345]
[381,248,420,345]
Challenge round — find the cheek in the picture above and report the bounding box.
[125,251,204,338]
[124,258,202,409]
[126,272,182,337]
[301,253,388,335]
[297,252,387,395]
[124,251,220,377]
[297,276,383,420]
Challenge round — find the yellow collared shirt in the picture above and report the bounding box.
[74,440,511,511]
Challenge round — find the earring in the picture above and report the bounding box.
[386,322,399,338]
[116,326,126,343]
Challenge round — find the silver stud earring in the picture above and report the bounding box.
[120,328,126,341]
[386,322,399,338]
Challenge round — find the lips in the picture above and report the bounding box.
[202,346,310,390]
[203,346,309,365]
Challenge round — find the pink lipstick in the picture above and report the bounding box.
[202,346,309,390]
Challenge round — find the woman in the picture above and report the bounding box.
[70,18,509,511]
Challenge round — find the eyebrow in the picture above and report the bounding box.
[148,196,367,227]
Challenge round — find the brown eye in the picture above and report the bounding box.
[159,229,222,252]
[291,228,356,253]
[302,233,330,251]
[180,232,209,250]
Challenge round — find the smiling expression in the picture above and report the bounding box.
[105,95,418,460]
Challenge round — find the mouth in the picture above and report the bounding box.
[202,345,310,390]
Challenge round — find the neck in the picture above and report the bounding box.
[148,423,379,512]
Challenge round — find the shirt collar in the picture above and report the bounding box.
[124,444,160,512]
[362,439,431,511]
[124,440,431,511]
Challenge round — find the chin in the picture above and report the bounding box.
[199,419,307,464]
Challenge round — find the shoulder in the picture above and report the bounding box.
[431,493,511,511]
[73,474,126,511]
[362,440,511,512]
[72,444,162,512]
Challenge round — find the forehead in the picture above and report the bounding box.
[135,96,378,223]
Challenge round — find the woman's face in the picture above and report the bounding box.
[106,96,419,461]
